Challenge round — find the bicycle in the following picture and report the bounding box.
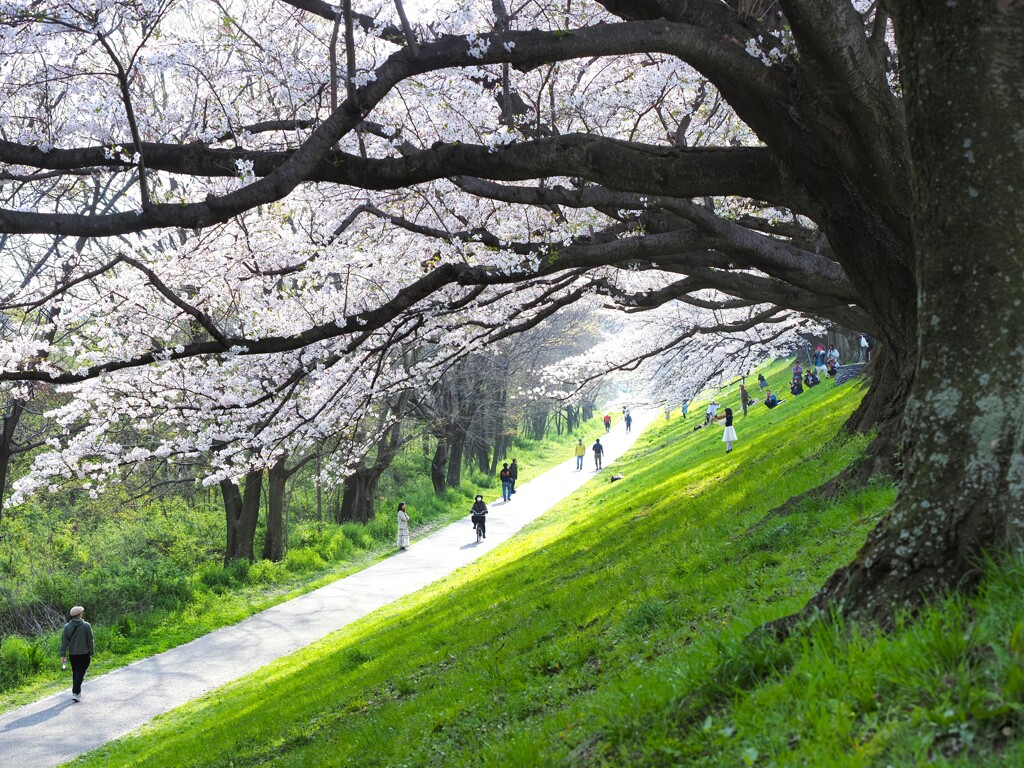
[471,512,486,543]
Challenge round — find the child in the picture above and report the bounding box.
[721,407,737,453]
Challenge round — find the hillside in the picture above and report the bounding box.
[72,363,1024,767]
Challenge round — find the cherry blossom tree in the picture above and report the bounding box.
[0,0,1019,620]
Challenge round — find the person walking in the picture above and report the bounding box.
[60,606,94,702]
[739,383,750,417]
[603,413,611,433]
[509,458,519,494]
[682,399,690,419]
[592,438,605,470]
[500,463,513,501]
[396,502,410,550]
[624,412,633,433]
[470,494,488,540]
[859,333,869,363]
[574,438,586,470]
[721,407,737,453]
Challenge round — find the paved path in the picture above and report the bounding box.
[0,412,654,768]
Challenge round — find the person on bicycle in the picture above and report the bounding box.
[470,494,488,539]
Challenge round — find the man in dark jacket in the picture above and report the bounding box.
[592,438,605,470]
[60,605,95,702]
[509,458,519,494]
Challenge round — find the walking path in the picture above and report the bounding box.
[0,412,654,768]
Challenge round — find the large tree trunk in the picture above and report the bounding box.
[446,432,465,488]
[221,469,263,563]
[811,0,1024,622]
[430,439,448,497]
[262,458,287,562]
[338,467,381,523]
[0,399,25,520]
[474,442,490,474]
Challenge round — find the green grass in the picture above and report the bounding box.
[65,361,1024,766]
[0,410,609,713]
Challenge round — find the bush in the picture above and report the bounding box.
[365,514,397,546]
[284,548,326,573]
[0,635,44,691]
[248,560,281,584]
[340,524,374,550]
[197,563,234,592]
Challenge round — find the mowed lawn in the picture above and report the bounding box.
[73,364,1024,767]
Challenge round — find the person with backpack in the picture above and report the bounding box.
[59,605,94,702]
[592,438,605,470]
[574,438,586,470]
[499,463,513,501]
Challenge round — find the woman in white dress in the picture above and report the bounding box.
[396,502,411,550]
[721,408,738,453]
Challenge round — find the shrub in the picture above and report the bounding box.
[197,563,234,592]
[365,514,397,546]
[284,548,326,573]
[248,560,281,584]
[0,635,44,690]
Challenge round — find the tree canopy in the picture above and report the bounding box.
[0,0,1021,622]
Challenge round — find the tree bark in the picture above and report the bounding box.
[0,400,25,520]
[262,458,287,562]
[338,467,382,523]
[810,0,1024,622]
[430,439,448,497]
[221,469,263,563]
[446,432,465,488]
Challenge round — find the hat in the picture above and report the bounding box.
[69,606,84,617]
[475,495,483,501]
[816,345,823,350]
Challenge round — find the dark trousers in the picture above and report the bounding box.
[70,654,91,694]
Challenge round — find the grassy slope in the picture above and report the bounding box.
[0,410,609,713]
[73,363,1024,767]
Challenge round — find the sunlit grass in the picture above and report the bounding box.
[70,362,1024,767]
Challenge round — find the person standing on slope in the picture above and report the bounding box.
[721,408,738,453]
[574,438,586,471]
[396,502,411,550]
[592,438,605,470]
[739,383,751,417]
[60,606,94,702]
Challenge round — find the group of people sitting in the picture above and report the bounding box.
[787,361,822,397]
